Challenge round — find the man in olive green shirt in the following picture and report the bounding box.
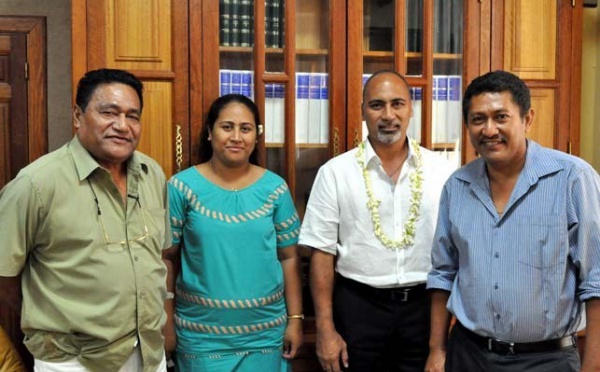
[0,69,170,372]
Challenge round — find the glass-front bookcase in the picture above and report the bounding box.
[213,0,346,222]
[349,0,464,168]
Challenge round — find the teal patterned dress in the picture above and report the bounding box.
[168,167,300,371]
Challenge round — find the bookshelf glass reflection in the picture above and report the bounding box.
[432,0,463,168]
[265,84,286,178]
[294,0,330,219]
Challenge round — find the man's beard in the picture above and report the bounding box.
[376,128,403,144]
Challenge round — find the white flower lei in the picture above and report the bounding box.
[355,139,424,249]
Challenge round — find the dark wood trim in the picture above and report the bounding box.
[329,0,347,158]
[188,0,203,167]
[0,16,47,163]
[172,0,191,171]
[421,0,434,149]
[346,0,363,150]
[568,0,583,155]
[283,0,296,195]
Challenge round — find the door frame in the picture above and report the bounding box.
[0,16,47,163]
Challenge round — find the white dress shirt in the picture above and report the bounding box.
[299,138,455,288]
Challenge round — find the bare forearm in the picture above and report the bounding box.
[279,247,303,315]
[429,289,452,350]
[310,250,336,331]
[582,298,600,371]
[0,276,22,312]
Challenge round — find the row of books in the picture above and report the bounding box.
[361,74,462,145]
[219,0,285,48]
[219,70,462,146]
[219,70,329,145]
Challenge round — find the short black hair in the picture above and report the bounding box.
[362,69,410,102]
[199,94,262,165]
[76,68,144,112]
[463,70,530,124]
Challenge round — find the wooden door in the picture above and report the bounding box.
[0,34,28,187]
[72,0,190,178]
[463,0,582,162]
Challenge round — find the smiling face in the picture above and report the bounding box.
[362,72,412,147]
[466,91,533,168]
[209,102,257,167]
[74,82,142,170]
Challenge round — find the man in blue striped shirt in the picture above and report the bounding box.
[426,70,600,372]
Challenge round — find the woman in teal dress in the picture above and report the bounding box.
[163,94,303,371]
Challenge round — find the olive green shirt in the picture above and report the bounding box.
[0,136,170,372]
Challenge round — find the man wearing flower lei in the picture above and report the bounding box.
[299,70,455,372]
[426,70,600,372]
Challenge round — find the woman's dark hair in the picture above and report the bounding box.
[463,70,531,124]
[199,94,262,165]
[76,68,144,112]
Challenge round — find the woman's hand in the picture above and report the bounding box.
[282,318,304,359]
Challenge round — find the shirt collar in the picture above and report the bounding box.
[363,136,417,169]
[68,136,148,181]
[455,139,563,186]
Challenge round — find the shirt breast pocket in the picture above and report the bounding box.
[516,215,565,270]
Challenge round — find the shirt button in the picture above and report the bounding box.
[134,256,139,261]
[496,314,501,319]
[494,252,499,258]
[494,284,498,290]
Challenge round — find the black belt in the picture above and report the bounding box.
[336,274,427,303]
[457,322,577,355]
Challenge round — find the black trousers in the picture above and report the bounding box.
[333,275,430,372]
[446,322,581,372]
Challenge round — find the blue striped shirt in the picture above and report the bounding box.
[427,140,600,342]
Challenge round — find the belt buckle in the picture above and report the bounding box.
[489,339,515,355]
[391,290,409,302]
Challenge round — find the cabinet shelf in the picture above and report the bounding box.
[266,143,328,149]
[220,46,329,56]
[363,50,463,61]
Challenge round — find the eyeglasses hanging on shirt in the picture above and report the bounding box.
[87,178,149,251]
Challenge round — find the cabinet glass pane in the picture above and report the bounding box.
[265,0,285,73]
[363,0,394,73]
[293,0,330,218]
[433,0,463,169]
[219,0,255,86]
[406,0,423,76]
[265,83,286,176]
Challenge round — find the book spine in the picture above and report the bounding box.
[273,84,285,143]
[220,0,232,47]
[230,70,242,95]
[271,0,281,48]
[264,83,274,144]
[239,0,253,47]
[447,75,462,141]
[219,69,231,96]
[241,70,252,99]
[230,0,240,47]
[319,73,329,144]
[412,87,423,143]
[295,73,310,144]
[308,73,322,144]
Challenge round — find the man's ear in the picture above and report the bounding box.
[73,105,82,129]
[523,108,534,133]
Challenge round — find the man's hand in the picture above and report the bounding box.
[316,327,348,372]
[425,347,446,372]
